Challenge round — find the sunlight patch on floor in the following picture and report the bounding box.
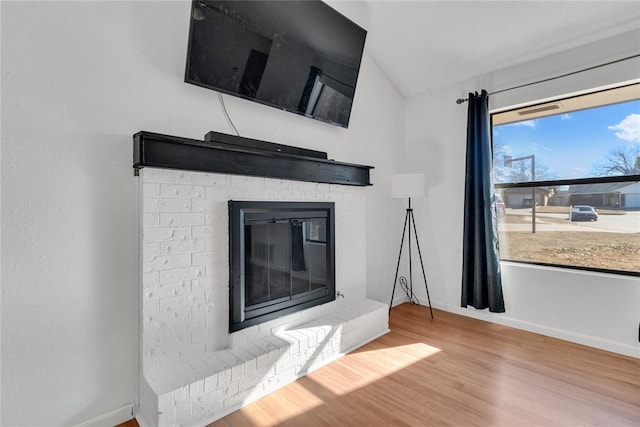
[310,342,441,396]
[239,381,325,426]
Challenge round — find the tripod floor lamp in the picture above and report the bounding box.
[389,173,433,318]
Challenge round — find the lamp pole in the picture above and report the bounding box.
[504,154,536,234]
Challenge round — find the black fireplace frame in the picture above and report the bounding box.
[229,201,336,332]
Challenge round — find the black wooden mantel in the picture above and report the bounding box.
[133,131,373,186]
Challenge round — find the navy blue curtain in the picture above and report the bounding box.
[461,90,505,313]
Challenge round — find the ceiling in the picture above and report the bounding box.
[332,1,640,98]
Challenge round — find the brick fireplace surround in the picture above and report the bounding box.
[137,167,389,426]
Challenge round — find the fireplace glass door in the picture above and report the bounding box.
[229,201,335,332]
[244,217,327,309]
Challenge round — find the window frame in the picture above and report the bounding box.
[491,84,640,277]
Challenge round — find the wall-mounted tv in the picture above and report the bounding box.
[185,0,367,128]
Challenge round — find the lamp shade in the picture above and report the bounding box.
[391,173,426,198]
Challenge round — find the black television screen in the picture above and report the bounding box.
[185,0,367,128]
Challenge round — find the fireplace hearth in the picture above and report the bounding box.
[229,201,336,332]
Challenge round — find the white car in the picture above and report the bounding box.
[570,205,598,221]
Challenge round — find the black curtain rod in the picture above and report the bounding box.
[455,53,640,104]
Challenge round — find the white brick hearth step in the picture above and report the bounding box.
[138,299,389,427]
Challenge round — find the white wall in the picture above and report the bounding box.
[402,29,640,358]
[0,2,3,421]
[1,1,404,425]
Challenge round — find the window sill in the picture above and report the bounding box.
[500,259,640,278]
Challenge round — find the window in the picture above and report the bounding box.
[305,218,327,243]
[491,83,640,276]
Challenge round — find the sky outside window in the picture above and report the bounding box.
[493,99,640,182]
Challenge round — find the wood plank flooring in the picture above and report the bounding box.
[212,303,640,426]
[119,303,640,426]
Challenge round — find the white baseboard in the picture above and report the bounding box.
[75,404,135,427]
[440,302,639,359]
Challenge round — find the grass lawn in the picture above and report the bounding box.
[499,230,640,272]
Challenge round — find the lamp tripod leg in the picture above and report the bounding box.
[408,208,414,303]
[409,210,434,319]
[389,209,410,314]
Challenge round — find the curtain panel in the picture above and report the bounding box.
[461,90,505,313]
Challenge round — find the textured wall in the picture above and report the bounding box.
[1,1,404,424]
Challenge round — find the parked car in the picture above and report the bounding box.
[570,205,598,221]
[495,195,506,218]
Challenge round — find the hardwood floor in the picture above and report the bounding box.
[119,303,640,426]
[212,303,640,426]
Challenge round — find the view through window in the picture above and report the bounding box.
[492,83,640,276]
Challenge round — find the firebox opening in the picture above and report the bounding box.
[229,201,336,332]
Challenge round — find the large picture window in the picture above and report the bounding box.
[492,83,640,276]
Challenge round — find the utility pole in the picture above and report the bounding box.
[504,154,536,234]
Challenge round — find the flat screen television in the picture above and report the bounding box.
[185,0,367,128]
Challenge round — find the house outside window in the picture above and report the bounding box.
[491,83,640,276]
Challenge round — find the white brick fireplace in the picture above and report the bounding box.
[137,167,389,426]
